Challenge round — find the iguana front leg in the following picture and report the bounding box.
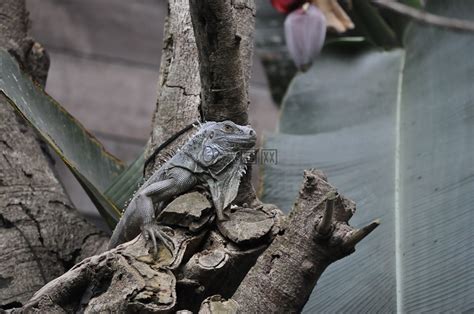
[108,169,197,254]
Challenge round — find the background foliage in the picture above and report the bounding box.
[260,0,474,312]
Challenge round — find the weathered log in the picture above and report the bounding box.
[17,169,379,313]
[22,237,178,313]
[175,203,284,311]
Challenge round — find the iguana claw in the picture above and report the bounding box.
[142,223,175,256]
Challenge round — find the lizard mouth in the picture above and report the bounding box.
[214,134,256,149]
[227,136,256,149]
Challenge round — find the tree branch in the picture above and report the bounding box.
[372,0,474,32]
[189,0,255,125]
[20,193,284,312]
[232,170,379,312]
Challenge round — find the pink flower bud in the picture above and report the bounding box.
[284,4,327,70]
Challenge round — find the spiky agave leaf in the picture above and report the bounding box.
[0,49,125,227]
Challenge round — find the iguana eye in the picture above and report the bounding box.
[224,124,234,132]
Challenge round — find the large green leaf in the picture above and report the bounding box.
[263,49,402,311]
[0,49,124,226]
[262,0,474,311]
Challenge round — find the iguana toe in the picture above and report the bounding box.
[142,223,175,256]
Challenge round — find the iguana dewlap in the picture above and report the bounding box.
[108,121,256,253]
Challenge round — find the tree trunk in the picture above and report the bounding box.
[0,0,108,309]
[188,0,255,125]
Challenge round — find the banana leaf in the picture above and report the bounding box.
[262,0,474,311]
[0,49,125,227]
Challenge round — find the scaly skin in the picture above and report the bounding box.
[108,121,256,253]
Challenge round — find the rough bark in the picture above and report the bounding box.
[173,202,284,312]
[0,0,108,308]
[188,0,254,125]
[145,0,201,173]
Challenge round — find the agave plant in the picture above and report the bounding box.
[0,49,144,229]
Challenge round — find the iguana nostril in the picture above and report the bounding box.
[249,130,254,136]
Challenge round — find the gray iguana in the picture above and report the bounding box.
[108,121,256,253]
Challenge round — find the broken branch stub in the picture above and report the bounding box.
[231,169,379,313]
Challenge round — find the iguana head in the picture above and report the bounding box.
[193,120,256,169]
[200,120,256,153]
[178,120,257,172]
[183,120,256,218]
